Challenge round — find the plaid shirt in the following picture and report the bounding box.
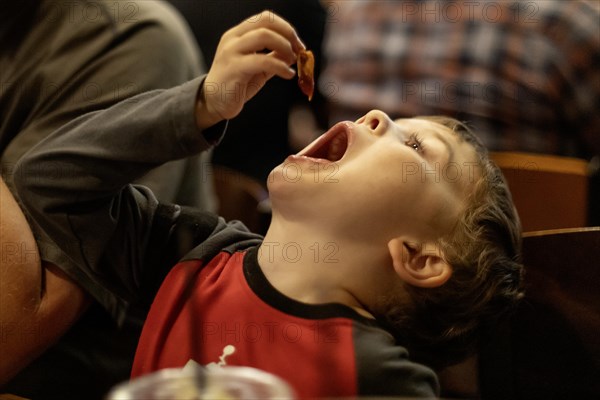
[320,0,600,157]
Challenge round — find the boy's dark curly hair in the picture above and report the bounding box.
[379,116,524,368]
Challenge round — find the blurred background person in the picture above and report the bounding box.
[0,0,216,397]
[320,0,600,223]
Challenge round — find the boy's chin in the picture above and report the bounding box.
[265,165,294,200]
[266,165,322,216]
[266,165,283,190]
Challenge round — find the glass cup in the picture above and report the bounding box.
[106,362,295,400]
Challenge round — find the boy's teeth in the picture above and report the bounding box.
[328,142,338,160]
[328,136,343,161]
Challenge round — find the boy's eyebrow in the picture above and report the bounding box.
[432,129,455,164]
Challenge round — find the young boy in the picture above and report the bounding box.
[14,11,523,399]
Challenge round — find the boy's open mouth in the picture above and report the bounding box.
[296,122,351,162]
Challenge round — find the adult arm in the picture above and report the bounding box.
[0,178,89,385]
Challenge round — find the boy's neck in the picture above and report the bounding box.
[257,217,395,319]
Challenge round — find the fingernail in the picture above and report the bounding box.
[295,33,306,51]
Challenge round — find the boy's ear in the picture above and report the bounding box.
[387,237,452,288]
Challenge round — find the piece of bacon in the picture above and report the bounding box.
[297,49,314,101]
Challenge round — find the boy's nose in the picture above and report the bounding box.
[357,110,390,137]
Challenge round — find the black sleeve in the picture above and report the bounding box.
[14,77,226,323]
[354,323,440,398]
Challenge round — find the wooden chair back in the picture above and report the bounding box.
[478,227,600,399]
[439,227,600,399]
[490,152,589,232]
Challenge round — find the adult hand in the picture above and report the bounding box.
[196,11,305,130]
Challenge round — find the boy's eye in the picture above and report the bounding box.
[406,133,424,153]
